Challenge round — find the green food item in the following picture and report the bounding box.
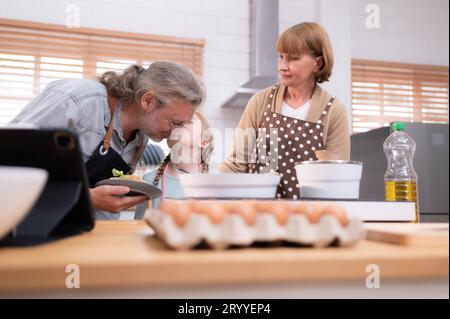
[112,168,125,178]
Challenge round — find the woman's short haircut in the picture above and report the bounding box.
[277,22,334,83]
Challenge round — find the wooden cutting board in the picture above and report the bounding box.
[365,223,449,246]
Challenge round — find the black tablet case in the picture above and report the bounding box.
[0,128,95,246]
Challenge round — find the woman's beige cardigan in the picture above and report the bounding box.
[218,84,350,173]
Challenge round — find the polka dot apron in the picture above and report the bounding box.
[248,84,335,199]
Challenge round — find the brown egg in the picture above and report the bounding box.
[253,202,272,212]
[305,202,324,224]
[161,200,192,227]
[160,200,179,217]
[278,200,298,225]
[224,201,257,225]
[289,202,309,215]
[322,204,349,226]
[276,200,290,211]
[192,201,226,224]
[254,201,289,225]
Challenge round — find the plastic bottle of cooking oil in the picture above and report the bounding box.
[383,122,419,222]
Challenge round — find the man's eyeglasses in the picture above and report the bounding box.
[159,100,193,130]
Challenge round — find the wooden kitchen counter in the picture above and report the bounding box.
[0,221,448,297]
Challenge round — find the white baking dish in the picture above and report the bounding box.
[295,160,363,199]
[179,173,281,199]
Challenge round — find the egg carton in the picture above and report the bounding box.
[145,203,365,250]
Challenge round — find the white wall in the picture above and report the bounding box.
[277,0,449,132]
[351,0,449,66]
[279,0,315,32]
[283,0,448,68]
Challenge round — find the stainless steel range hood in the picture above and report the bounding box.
[222,0,279,108]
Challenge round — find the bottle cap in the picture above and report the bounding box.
[391,122,405,132]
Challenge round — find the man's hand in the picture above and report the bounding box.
[89,185,147,213]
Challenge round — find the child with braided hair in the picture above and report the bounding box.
[134,111,213,218]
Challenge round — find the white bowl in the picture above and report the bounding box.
[0,166,48,239]
[179,173,281,198]
[295,161,363,199]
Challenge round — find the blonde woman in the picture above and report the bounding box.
[11,62,205,219]
[134,112,213,218]
[219,22,350,199]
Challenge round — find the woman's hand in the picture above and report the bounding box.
[89,185,147,213]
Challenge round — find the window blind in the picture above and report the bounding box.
[0,18,204,125]
[351,59,448,133]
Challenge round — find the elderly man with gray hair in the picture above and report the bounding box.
[11,61,205,219]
